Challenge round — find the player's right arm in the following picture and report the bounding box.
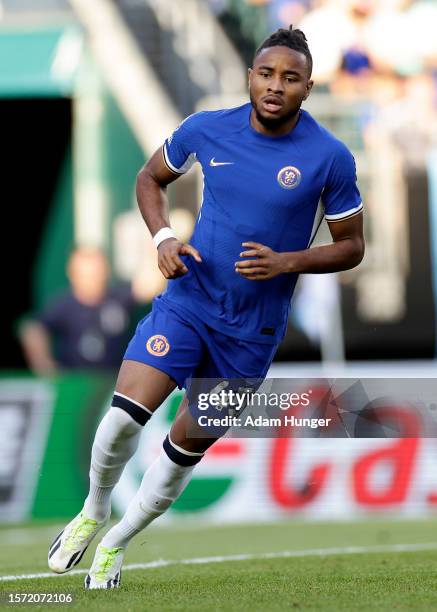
[136,148,201,280]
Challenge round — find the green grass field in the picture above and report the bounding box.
[1,518,437,611]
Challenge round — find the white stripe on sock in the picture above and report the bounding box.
[168,435,204,457]
[113,392,153,415]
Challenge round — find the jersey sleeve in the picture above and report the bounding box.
[322,143,363,222]
[162,112,204,175]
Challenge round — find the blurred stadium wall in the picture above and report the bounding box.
[1,0,437,523]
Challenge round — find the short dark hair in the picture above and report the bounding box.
[254,25,313,77]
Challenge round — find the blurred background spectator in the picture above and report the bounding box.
[18,246,161,375]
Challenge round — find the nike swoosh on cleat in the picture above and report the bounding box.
[209,157,234,167]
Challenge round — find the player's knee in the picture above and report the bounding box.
[95,394,151,451]
[111,392,153,428]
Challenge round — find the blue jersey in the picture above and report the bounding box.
[160,102,362,345]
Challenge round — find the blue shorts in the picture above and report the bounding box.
[124,297,277,389]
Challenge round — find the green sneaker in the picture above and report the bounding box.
[48,511,109,574]
[85,543,124,589]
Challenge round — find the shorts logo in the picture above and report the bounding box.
[277,166,301,189]
[146,335,170,357]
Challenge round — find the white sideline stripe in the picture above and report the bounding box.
[2,542,437,582]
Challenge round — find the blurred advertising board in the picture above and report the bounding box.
[2,370,437,523]
[114,379,437,522]
[0,381,53,521]
[0,373,113,522]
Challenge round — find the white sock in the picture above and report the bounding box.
[101,445,202,548]
[83,406,145,521]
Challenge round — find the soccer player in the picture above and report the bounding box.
[48,26,364,589]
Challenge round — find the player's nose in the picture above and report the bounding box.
[267,79,284,94]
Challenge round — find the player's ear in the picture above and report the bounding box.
[303,79,314,100]
[248,67,252,90]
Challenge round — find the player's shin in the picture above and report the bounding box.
[100,434,203,548]
[84,393,152,522]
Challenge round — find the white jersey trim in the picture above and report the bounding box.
[163,143,197,175]
[325,202,363,222]
[307,200,324,247]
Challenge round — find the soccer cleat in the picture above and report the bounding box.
[84,543,124,589]
[48,511,109,574]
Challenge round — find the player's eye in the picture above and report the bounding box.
[260,72,271,78]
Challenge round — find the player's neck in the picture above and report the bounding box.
[72,287,106,306]
[250,108,301,137]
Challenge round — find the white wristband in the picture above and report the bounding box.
[153,227,175,248]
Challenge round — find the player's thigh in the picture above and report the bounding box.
[207,331,277,381]
[115,360,177,413]
[169,396,219,454]
[169,333,278,450]
[120,301,205,412]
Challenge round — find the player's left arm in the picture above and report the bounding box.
[235,212,364,280]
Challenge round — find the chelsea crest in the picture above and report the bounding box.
[277,166,301,189]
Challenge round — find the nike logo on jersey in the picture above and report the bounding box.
[209,157,234,167]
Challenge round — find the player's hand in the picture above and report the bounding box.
[235,242,287,281]
[158,238,202,279]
